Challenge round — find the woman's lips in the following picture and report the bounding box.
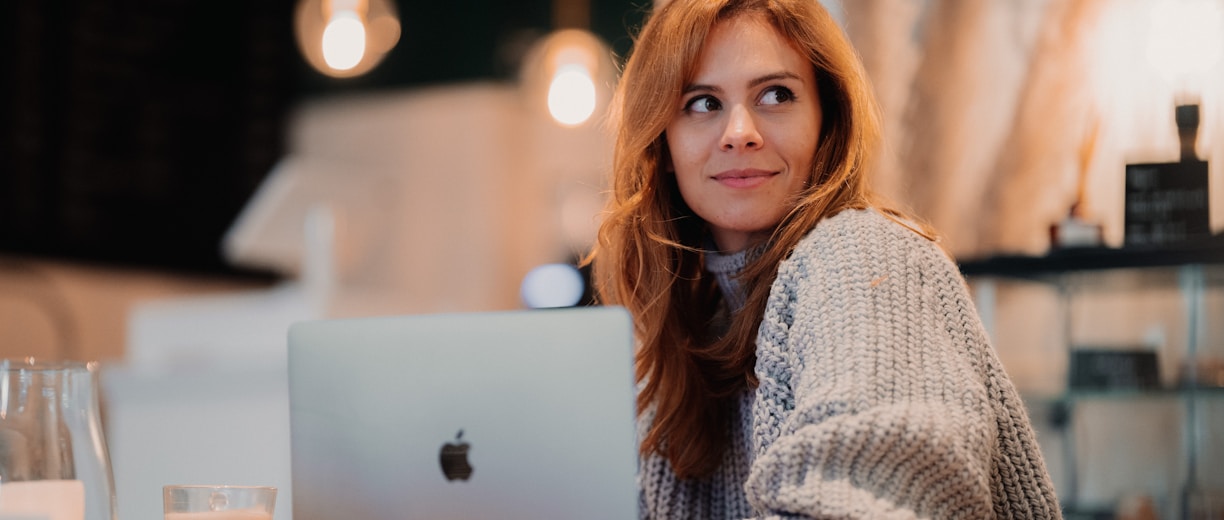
[712,168,778,189]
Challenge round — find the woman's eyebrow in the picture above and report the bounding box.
[682,71,803,95]
[681,83,721,95]
[748,71,802,88]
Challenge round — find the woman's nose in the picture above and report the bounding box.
[720,105,762,151]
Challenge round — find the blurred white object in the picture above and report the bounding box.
[222,156,388,282]
[1051,214,1103,249]
[521,263,585,308]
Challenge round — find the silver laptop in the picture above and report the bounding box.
[286,306,638,520]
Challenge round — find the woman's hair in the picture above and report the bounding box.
[589,0,921,479]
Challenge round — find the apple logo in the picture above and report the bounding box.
[439,429,473,481]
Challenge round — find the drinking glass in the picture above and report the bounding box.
[163,485,277,520]
[0,358,117,520]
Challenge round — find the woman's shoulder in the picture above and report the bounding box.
[791,208,941,262]
[767,208,961,300]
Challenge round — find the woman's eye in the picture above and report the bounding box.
[684,96,721,114]
[760,86,795,105]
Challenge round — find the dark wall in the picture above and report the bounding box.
[1,1,298,278]
[0,0,646,278]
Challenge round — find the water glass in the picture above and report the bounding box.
[163,485,276,520]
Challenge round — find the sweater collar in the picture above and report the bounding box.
[704,241,768,313]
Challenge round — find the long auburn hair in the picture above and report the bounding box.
[589,0,918,479]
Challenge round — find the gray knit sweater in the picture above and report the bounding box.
[638,209,1061,519]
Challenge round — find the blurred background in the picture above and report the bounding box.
[2,0,1223,519]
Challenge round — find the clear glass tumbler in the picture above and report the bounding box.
[0,358,117,520]
[164,485,277,520]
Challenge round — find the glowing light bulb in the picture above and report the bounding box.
[547,64,597,126]
[322,10,367,71]
[296,0,397,78]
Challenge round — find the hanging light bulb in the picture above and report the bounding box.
[548,63,598,126]
[322,7,366,71]
[295,0,400,78]
[521,29,613,127]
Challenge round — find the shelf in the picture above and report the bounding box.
[1023,386,1224,409]
[963,235,1224,520]
[958,235,1224,278]
[1062,385,1224,401]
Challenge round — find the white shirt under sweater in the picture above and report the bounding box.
[637,209,1061,519]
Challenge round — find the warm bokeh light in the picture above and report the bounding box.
[322,10,366,71]
[519,29,614,128]
[547,64,597,126]
[295,0,399,78]
[1146,0,1224,88]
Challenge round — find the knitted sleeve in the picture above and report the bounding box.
[744,210,1060,519]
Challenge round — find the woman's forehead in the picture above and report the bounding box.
[685,14,810,86]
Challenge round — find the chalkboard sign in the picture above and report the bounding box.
[1069,348,1160,391]
[1124,160,1210,247]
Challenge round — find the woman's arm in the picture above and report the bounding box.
[744,210,1059,519]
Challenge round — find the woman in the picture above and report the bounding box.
[588,0,1062,518]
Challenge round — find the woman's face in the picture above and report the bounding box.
[665,13,822,253]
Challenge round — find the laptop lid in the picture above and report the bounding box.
[287,306,637,520]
